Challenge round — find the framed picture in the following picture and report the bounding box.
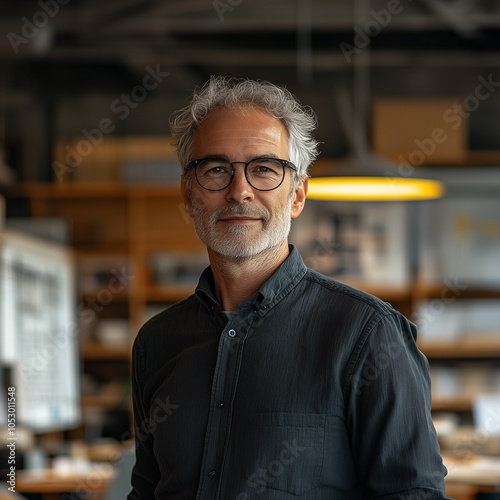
[418,196,500,287]
[290,201,410,289]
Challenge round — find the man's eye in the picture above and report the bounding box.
[198,160,231,177]
[202,165,229,176]
[249,162,281,176]
[254,166,272,173]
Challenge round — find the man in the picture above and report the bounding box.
[128,76,449,499]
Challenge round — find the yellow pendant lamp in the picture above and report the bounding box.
[307,152,444,202]
[307,0,444,202]
[307,177,444,201]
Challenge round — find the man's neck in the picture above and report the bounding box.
[208,241,290,312]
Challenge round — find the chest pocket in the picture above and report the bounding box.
[241,412,325,496]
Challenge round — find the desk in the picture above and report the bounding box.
[445,455,500,486]
[444,455,500,500]
[16,465,114,500]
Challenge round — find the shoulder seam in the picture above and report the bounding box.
[303,270,395,316]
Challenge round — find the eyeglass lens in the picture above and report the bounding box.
[195,158,285,191]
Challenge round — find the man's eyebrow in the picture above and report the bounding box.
[199,154,229,161]
[197,153,281,161]
[253,153,279,159]
[241,153,282,161]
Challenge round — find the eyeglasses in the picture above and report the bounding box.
[186,157,297,192]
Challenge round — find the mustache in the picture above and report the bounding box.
[215,205,269,220]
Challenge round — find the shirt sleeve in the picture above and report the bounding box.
[344,310,450,499]
[127,334,162,499]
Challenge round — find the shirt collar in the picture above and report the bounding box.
[195,245,307,313]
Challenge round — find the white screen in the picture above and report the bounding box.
[0,230,80,432]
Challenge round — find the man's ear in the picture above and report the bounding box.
[180,175,194,219]
[291,176,308,219]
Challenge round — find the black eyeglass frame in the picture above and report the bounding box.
[185,157,298,192]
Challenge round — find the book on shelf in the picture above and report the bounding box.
[415,299,500,343]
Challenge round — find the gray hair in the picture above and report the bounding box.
[170,75,319,178]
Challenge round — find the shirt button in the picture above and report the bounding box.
[217,401,225,408]
[208,470,216,478]
[228,329,236,337]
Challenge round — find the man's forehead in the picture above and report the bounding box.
[194,106,288,147]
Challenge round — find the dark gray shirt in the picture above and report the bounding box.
[128,246,448,499]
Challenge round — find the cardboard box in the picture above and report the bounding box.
[372,99,468,165]
[53,135,177,183]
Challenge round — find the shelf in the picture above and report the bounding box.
[82,394,127,410]
[413,283,500,300]
[460,150,500,167]
[81,290,130,303]
[81,342,131,360]
[380,150,500,167]
[146,284,196,303]
[419,338,500,358]
[432,397,473,412]
[4,182,182,199]
[75,248,130,257]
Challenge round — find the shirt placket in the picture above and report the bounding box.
[195,314,249,500]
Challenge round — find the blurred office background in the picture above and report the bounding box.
[1,1,500,498]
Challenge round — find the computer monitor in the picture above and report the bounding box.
[0,229,80,432]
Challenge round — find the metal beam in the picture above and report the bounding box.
[2,45,500,69]
[78,0,166,36]
[75,10,500,37]
[414,0,480,38]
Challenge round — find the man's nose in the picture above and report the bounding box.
[225,166,255,203]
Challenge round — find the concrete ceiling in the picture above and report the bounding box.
[2,0,500,87]
[1,0,500,177]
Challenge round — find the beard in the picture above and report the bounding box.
[190,197,293,260]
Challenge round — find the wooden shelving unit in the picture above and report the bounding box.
[413,283,500,302]
[3,177,500,438]
[5,182,203,329]
[3,181,204,437]
[419,338,500,359]
[414,279,500,418]
[81,342,132,361]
